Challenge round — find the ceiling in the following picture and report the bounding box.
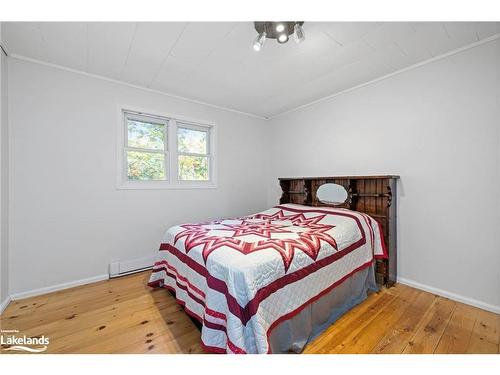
[2,22,499,118]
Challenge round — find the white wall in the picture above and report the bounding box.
[267,39,500,311]
[0,23,10,310]
[8,58,269,296]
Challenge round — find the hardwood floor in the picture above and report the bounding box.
[1,271,499,354]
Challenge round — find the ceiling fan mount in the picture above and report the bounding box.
[252,21,305,51]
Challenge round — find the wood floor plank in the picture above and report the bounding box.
[2,272,498,354]
[402,296,456,354]
[332,286,422,353]
[434,303,478,354]
[1,274,153,328]
[466,308,500,354]
[370,289,436,354]
[2,290,174,343]
[46,304,183,353]
[72,310,200,354]
[303,284,404,354]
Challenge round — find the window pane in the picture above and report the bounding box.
[178,155,209,181]
[127,119,165,150]
[177,127,207,154]
[127,151,166,180]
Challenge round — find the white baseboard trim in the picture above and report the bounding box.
[397,277,500,314]
[0,296,11,314]
[9,274,109,301]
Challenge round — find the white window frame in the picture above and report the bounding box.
[176,121,213,184]
[117,106,217,189]
[123,111,169,183]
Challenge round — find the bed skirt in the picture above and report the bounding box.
[268,265,377,353]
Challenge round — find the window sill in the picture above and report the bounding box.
[116,181,218,190]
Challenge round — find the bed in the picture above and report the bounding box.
[148,175,398,353]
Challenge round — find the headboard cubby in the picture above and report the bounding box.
[278,175,399,287]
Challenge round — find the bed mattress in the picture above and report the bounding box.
[148,203,387,353]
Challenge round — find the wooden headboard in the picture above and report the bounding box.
[278,175,399,287]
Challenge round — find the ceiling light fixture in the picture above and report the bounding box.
[253,31,266,51]
[294,23,305,43]
[252,21,305,51]
[277,33,288,43]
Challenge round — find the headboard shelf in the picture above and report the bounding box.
[351,193,392,198]
[278,175,399,287]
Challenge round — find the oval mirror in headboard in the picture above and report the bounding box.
[316,183,348,205]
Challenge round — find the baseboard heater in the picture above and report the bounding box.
[109,256,154,278]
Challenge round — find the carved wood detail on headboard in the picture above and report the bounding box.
[278,175,399,287]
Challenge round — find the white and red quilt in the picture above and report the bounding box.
[148,203,387,353]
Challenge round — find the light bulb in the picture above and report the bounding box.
[276,23,285,33]
[252,31,266,51]
[278,33,288,43]
[294,23,305,43]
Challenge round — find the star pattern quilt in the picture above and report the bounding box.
[148,203,387,353]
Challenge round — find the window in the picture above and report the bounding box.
[125,113,168,181]
[177,124,210,181]
[118,108,216,189]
